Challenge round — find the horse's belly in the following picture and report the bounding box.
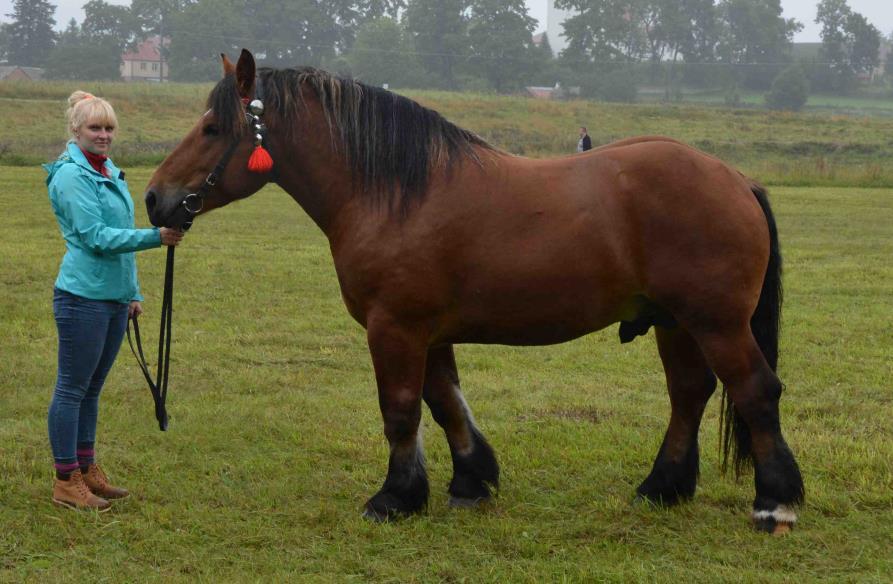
[438,290,637,346]
[445,321,611,346]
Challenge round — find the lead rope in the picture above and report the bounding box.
[127,244,176,431]
[127,77,271,432]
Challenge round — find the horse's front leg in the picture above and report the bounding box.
[362,318,430,521]
[423,345,499,507]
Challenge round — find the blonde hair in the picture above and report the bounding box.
[66,91,118,138]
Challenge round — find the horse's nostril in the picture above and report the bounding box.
[145,189,157,214]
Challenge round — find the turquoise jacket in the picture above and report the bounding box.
[44,142,162,303]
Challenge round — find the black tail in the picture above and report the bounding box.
[721,182,783,476]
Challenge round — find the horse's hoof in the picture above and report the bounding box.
[448,495,491,509]
[752,505,797,535]
[362,491,423,522]
[361,507,390,523]
[753,516,795,535]
[631,494,660,508]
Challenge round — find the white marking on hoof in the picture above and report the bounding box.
[752,504,797,525]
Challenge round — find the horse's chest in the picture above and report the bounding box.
[331,245,446,330]
[332,261,369,327]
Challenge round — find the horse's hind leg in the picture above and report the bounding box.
[637,326,717,506]
[694,325,804,534]
[362,320,430,521]
[422,345,499,507]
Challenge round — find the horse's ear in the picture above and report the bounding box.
[221,53,236,77]
[235,49,256,99]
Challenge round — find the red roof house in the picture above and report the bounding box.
[121,36,169,82]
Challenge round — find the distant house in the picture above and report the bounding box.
[526,86,559,100]
[0,66,44,81]
[525,83,579,100]
[121,36,169,82]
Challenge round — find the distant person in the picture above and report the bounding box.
[577,127,592,152]
[44,91,184,511]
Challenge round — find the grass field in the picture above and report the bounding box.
[1,164,891,582]
[639,89,893,117]
[3,79,893,187]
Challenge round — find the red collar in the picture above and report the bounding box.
[81,148,109,177]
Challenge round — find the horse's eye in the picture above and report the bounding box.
[202,124,220,137]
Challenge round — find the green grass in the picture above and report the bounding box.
[1,166,891,581]
[640,89,893,116]
[3,79,893,186]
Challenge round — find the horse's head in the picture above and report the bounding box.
[145,49,272,228]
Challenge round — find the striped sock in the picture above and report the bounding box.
[77,444,95,473]
[55,461,80,481]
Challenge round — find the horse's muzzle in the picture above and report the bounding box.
[145,188,192,228]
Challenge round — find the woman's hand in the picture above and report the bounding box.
[129,301,143,319]
[160,227,184,247]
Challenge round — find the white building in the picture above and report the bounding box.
[546,0,573,57]
[120,36,169,82]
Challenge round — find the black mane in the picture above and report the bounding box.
[208,67,494,207]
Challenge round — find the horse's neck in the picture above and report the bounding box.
[271,95,502,238]
[269,121,354,236]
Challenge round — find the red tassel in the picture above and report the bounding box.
[247,145,273,173]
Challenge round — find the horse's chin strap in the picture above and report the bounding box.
[180,139,241,220]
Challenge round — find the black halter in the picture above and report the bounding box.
[127,80,273,431]
[181,78,273,223]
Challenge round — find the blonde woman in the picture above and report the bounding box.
[44,91,183,510]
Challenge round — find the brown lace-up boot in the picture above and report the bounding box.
[53,469,111,511]
[83,464,130,500]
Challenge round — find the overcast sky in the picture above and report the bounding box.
[1,0,891,43]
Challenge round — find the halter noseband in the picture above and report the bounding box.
[181,79,273,222]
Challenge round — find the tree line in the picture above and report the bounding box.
[0,0,889,106]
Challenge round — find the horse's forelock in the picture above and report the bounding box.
[206,75,246,138]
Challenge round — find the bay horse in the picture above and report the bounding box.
[145,50,803,534]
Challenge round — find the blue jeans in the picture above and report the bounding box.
[48,288,129,465]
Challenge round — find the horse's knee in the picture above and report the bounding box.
[381,388,422,434]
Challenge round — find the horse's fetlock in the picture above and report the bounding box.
[449,426,499,500]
